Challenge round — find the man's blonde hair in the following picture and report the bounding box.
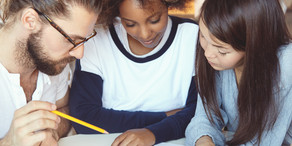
[0,0,103,28]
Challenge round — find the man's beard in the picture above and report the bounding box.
[15,30,75,76]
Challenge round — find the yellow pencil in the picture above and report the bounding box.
[51,110,109,134]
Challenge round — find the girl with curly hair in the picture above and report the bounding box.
[69,0,199,145]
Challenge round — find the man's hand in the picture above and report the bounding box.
[111,128,155,146]
[38,129,59,146]
[0,101,60,146]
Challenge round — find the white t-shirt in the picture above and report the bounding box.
[81,16,199,112]
[0,63,71,138]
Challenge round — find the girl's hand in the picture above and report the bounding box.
[111,128,155,146]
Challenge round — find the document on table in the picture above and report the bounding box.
[59,133,185,146]
[155,142,184,146]
[59,134,119,146]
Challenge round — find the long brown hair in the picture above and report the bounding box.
[0,0,103,28]
[196,0,291,145]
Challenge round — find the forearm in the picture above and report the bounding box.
[70,69,166,134]
[185,94,227,146]
[146,105,196,143]
[70,105,166,134]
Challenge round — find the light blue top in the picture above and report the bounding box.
[185,43,292,146]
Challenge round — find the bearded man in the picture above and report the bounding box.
[0,0,103,145]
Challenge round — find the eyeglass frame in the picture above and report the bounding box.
[32,7,97,51]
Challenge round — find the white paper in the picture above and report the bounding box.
[155,142,184,146]
[59,133,185,146]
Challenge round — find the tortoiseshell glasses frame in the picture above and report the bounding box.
[32,7,97,51]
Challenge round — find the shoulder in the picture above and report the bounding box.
[169,16,199,42]
[170,16,198,30]
[84,20,124,52]
[278,42,292,60]
[88,25,111,45]
[81,25,114,66]
[169,15,198,25]
[171,16,198,31]
[278,43,292,72]
[278,43,292,87]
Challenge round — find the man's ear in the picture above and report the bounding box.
[21,8,42,32]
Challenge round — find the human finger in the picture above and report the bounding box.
[14,101,56,118]
[127,139,140,146]
[18,130,51,146]
[114,132,136,146]
[112,133,129,146]
[39,130,58,146]
[19,118,59,137]
[117,136,135,146]
[15,110,60,129]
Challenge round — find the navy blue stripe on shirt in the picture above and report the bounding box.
[169,15,197,25]
[109,16,196,63]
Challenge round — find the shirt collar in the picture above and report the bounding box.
[39,71,52,85]
[0,62,51,86]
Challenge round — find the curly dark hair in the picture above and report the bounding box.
[98,0,192,27]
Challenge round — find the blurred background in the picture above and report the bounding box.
[169,0,292,34]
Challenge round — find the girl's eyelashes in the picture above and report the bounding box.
[124,18,160,27]
[199,30,230,56]
[150,18,160,24]
[122,13,162,27]
[125,23,135,27]
[218,50,228,56]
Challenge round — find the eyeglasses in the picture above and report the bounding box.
[32,8,96,51]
